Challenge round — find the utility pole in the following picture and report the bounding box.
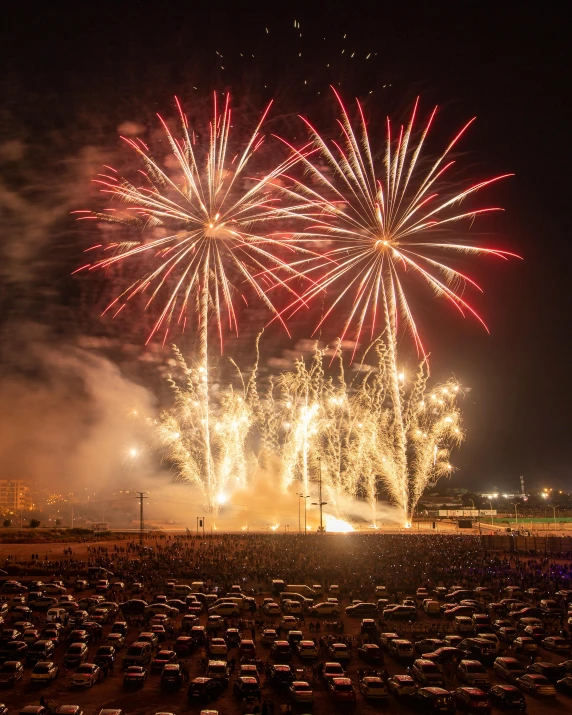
[312,459,327,534]
[136,492,147,545]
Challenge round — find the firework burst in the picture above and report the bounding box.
[74,93,312,351]
[281,91,517,358]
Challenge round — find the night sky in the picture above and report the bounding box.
[1,3,569,494]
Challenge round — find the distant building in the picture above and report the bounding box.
[0,480,33,510]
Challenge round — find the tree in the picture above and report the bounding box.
[2,519,11,528]
[28,519,40,528]
[55,519,61,526]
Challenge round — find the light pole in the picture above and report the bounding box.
[511,502,519,530]
[297,493,310,535]
[551,505,560,529]
[487,500,494,527]
[311,459,327,534]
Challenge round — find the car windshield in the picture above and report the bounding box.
[471,694,489,703]
[336,683,353,691]
[68,646,82,654]
[2,664,18,672]
[76,666,92,674]
[423,664,439,673]
[34,665,51,673]
[467,664,486,672]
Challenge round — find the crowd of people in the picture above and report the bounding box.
[5,533,571,595]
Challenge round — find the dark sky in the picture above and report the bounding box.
[1,2,570,494]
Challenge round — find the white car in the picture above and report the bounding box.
[263,602,281,617]
[309,602,340,617]
[289,680,314,703]
[209,638,228,656]
[71,663,101,688]
[208,602,240,617]
[282,600,303,615]
[30,661,59,683]
[296,640,319,659]
[280,615,299,630]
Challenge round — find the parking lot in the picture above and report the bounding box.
[0,534,571,715]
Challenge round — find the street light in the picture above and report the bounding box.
[311,459,327,534]
[551,505,561,529]
[296,493,310,535]
[487,500,494,527]
[511,502,520,530]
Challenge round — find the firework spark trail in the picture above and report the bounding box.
[271,341,463,523]
[156,347,255,513]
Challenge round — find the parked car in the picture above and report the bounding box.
[493,657,526,683]
[71,663,101,688]
[233,676,261,700]
[387,674,417,696]
[123,665,147,686]
[454,687,491,713]
[0,661,24,685]
[359,676,388,700]
[187,676,226,703]
[64,643,88,668]
[160,663,183,689]
[357,643,383,664]
[488,684,527,710]
[515,673,556,696]
[328,677,356,702]
[289,680,314,704]
[412,687,455,714]
[457,659,490,689]
[526,661,564,683]
[308,601,339,617]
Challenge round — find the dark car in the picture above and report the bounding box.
[0,641,27,664]
[67,630,90,646]
[416,639,448,655]
[187,676,226,703]
[233,676,261,700]
[488,685,527,710]
[120,600,148,615]
[160,663,182,689]
[26,640,55,666]
[454,687,491,714]
[94,646,116,669]
[556,676,572,695]
[268,664,294,687]
[345,602,378,617]
[271,640,293,662]
[357,643,383,664]
[151,650,177,673]
[174,636,194,656]
[225,628,241,646]
[122,665,147,686]
[412,687,455,714]
[361,619,378,635]
[0,661,24,686]
[526,662,564,684]
[383,605,418,620]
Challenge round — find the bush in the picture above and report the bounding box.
[2,519,11,528]
[28,519,41,529]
